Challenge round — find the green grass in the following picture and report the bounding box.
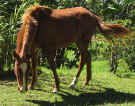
[0,60,135,106]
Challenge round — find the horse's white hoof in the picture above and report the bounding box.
[69,77,78,88]
[84,81,89,86]
[53,88,58,93]
[18,87,23,92]
[69,84,75,89]
[28,84,33,90]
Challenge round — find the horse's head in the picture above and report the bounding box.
[13,51,30,92]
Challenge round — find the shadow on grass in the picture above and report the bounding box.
[0,71,16,81]
[0,71,16,86]
[26,87,135,106]
[0,69,43,83]
[116,73,135,80]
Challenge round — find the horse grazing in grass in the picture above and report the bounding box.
[13,5,131,93]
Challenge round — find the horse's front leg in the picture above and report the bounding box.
[16,71,23,91]
[84,51,91,85]
[28,51,38,90]
[47,53,60,93]
[15,61,23,91]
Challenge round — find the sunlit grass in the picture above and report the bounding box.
[0,60,135,106]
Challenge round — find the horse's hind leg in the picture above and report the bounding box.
[69,51,86,88]
[84,51,91,85]
[47,52,60,93]
[69,37,91,88]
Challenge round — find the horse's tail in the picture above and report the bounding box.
[96,21,131,40]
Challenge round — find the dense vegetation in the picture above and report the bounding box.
[0,0,135,73]
[1,0,135,105]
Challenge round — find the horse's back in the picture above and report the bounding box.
[34,6,98,49]
[37,18,80,48]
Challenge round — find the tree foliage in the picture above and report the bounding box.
[0,0,135,72]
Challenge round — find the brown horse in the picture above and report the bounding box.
[13,5,131,93]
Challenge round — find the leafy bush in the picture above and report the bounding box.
[0,0,135,74]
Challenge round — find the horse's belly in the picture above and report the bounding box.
[55,39,75,48]
[46,35,77,49]
[38,19,80,49]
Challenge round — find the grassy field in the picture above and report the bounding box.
[0,60,135,106]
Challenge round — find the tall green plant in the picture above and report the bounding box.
[0,0,42,71]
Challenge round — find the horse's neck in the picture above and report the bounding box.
[19,34,31,59]
[19,40,27,59]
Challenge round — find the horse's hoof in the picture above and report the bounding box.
[53,88,58,93]
[18,87,24,92]
[20,87,23,91]
[28,84,34,90]
[69,84,75,89]
[83,81,89,86]
[69,78,78,89]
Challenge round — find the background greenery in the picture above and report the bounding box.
[1,0,135,72]
[0,0,135,74]
[1,0,135,105]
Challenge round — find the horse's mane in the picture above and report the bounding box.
[22,4,51,24]
[16,24,25,53]
[17,5,49,57]
[22,5,39,24]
